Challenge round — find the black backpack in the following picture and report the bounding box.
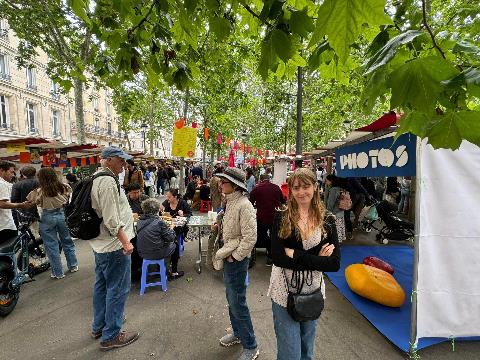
[65,172,120,240]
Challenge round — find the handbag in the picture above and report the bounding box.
[282,269,324,322]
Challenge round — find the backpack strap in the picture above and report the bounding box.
[92,172,121,194]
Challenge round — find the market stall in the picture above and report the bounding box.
[317,112,480,353]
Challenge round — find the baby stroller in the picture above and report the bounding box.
[360,200,415,244]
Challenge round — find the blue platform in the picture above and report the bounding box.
[326,245,479,352]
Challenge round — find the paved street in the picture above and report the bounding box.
[0,238,478,360]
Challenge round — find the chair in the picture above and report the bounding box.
[140,259,167,295]
[199,200,211,213]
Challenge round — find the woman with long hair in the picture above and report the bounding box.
[27,168,78,279]
[268,168,340,360]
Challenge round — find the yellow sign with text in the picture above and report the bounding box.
[6,143,26,153]
[171,127,197,158]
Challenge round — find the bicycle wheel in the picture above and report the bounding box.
[0,270,19,317]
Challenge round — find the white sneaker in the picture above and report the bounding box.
[238,348,259,360]
[50,274,65,279]
[69,266,79,273]
[219,333,241,347]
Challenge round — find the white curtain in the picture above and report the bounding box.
[416,140,480,340]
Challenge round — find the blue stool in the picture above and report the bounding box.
[178,234,184,257]
[140,259,167,295]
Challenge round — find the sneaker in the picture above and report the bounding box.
[265,257,273,266]
[99,330,139,351]
[92,316,127,339]
[167,271,185,281]
[219,333,241,347]
[238,348,259,360]
[69,266,79,273]
[50,274,65,279]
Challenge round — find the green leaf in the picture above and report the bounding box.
[389,56,459,113]
[307,40,330,69]
[396,111,430,138]
[427,111,480,150]
[311,0,392,62]
[361,68,388,114]
[289,9,314,38]
[259,37,277,80]
[453,40,480,61]
[185,0,198,14]
[210,17,231,41]
[68,0,91,25]
[442,68,480,87]
[364,30,424,75]
[271,29,293,63]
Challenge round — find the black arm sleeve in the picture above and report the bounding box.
[291,214,341,272]
[180,200,192,217]
[159,220,176,244]
[271,212,309,271]
[10,183,20,203]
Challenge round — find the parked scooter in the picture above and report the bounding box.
[0,210,49,316]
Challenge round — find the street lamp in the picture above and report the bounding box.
[141,122,148,153]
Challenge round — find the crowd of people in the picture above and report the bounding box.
[0,148,413,360]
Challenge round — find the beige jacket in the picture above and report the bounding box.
[215,191,257,262]
[89,167,135,253]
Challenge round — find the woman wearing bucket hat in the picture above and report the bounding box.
[214,167,259,360]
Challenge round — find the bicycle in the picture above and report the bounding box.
[0,210,50,316]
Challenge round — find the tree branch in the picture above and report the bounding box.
[422,0,446,59]
[128,0,157,36]
[241,4,272,27]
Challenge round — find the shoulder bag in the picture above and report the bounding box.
[282,269,324,322]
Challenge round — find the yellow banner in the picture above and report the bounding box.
[6,143,26,153]
[171,127,197,158]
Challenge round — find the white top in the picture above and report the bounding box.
[118,168,125,186]
[316,169,324,181]
[268,227,326,308]
[0,177,16,231]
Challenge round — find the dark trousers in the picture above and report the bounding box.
[256,220,272,258]
[0,229,18,244]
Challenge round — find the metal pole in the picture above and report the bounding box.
[410,136,422,355]
[295,66,303,168]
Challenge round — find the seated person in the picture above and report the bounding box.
[162,189,192,218]
[126,183,149,215]
[137,198,184,281]
[199,179,210,202]
[183,175,200,202]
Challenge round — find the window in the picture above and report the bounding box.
[52,110,60,136]
[107,121,112,135]
[0,53,9,79]
[51,81,60,99]
[93,97,98,111]
[105,98,111,116]
[26,67,36,89]
[0,95,8,128]
[27,103,36,132]
[0,19,8,40]
[108,142,112,147]
[94,117,99,130]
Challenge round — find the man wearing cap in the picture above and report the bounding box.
[214,167,259,360]
[89,147,139,351]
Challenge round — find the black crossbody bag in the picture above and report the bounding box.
[282,268,324,322]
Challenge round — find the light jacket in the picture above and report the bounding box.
[215,191,257,262]
[89,167,134,253]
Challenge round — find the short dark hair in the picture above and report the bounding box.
[65,173,78,183]
[0,161,15,172]
[20,166,36,178]
[126,183,142,192]
[167,188,179,198]
[126,159,135,166]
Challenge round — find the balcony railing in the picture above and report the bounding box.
[27,83,37,92]
[73,124,124,139]
[51,91,61,101]
[0,123,14,131]
[0,72,11,82]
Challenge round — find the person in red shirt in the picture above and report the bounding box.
[249,174,286,266]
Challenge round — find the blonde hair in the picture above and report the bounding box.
[278,168,326,240]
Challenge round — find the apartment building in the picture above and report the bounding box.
[129,130,173,158]
[0,18,125,147]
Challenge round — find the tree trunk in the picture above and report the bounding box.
[295,66,303,167]
[179,89,190,195]
[73,78,86,144]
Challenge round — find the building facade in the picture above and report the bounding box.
[129,130,173,158]
[0,19,125,147]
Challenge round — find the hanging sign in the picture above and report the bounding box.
[335,134,416,178]
[6,142,26,153]
[172,126,198,158]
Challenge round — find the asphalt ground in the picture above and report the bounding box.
[0,226,478,359]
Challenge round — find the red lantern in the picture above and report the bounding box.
[217,133,222,145]
[175,118,185,129]
[204,128,209,140]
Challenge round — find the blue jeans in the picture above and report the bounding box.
[39,208,78,277]
[398,189,409,214]
[272,300,317,360]
[224,258,257,350]
[92,249,131,342]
